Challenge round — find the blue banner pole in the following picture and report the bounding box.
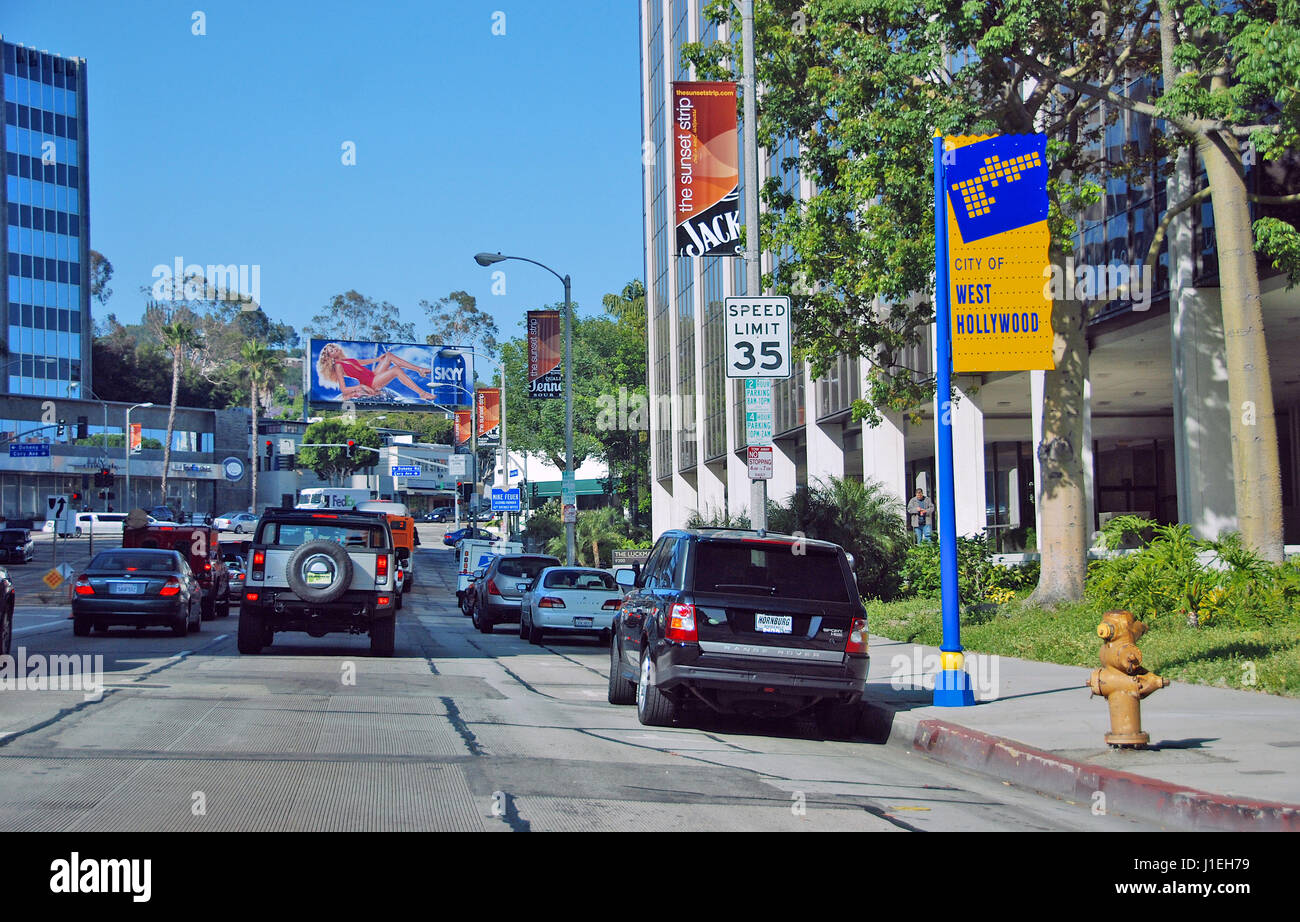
[933,133,975,707]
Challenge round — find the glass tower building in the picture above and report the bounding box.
[1,37,91,398]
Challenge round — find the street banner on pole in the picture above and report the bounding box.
[476,388,501,442]
[129,423,142,453]
[671,81,740,258]
[942,133,1053,373]
[454,411,472,446]
[527,310,563,399]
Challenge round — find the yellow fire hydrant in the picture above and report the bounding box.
[1087,610,1169,748]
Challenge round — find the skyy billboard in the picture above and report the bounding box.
[309,340,474,408]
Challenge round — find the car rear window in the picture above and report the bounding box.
[498,557,560,579]
[260,521,388,549]
[91,551,179,572]
[693,542,851,603]
[544,569,617,590]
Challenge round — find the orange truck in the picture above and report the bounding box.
[357,501,417,593]
[121,523,232,620]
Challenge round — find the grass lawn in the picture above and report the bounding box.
[864,596,1300,697]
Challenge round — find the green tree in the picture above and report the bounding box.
[421,290,500,356]
[599,280,651,529]
[242,341,282,510]
[545,506,632,567]
[297,419,383,484]
[89,250,113,306]
[305,290,417,344]
[159,320,204,503]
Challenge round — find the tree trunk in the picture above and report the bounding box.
[1029,245,1091,605]
[1198,132,1284,561]
[161,349,180,503]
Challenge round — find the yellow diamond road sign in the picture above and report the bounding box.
[43,568,64,590]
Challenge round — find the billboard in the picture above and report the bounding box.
[476,388,501,442]
[672,81,740,258]
[527,311,562,399]
[309,339,473,408]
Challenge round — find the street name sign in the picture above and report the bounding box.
[725,296,792,378]
[391,465,421,477]
[9,444,50,457]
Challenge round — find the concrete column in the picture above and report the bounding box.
[769,439,799,507]
[807,417,844,485]
[863,411,908,504]
[1168,152,1237,538]
[946,379,987,537]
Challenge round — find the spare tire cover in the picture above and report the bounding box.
[285,540,354,603]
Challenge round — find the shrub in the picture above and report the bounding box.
[898,532,1039,607]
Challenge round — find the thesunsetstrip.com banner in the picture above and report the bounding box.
[672,81,740,258]
[454,410,472,446]
[527,310,562,399]
[476,388,500,442]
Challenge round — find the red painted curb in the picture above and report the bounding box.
[909,718,1300,832]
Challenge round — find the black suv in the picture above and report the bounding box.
[472,553,561,633]
[0,529,34,564]
[608,529,869,736]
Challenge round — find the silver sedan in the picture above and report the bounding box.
[517,567,625,646]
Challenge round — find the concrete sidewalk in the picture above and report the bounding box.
[862,634,1300,831]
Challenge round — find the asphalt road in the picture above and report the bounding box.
[0,526,1156,831]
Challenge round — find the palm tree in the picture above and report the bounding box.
[241,341,281,512]
[159,320,203,504]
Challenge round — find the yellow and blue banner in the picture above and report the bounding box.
[942,134,1053,373]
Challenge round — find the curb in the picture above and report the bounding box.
[863,703,1300,832]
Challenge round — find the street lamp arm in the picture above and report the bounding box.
[486,254,568,289]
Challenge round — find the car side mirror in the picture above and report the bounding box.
[615,567,637,590]
[396,547,410,561]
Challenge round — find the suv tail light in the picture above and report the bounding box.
[486,579,501,596]
[846,617,869,655]
[375,553,389,586]
[666,603,697,643]
[538,596,565,608]
[74,576,94,595]
[251,550,265,581]
[159,577,182,597]
[602,599,622,610]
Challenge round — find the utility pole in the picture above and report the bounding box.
[742,0,766,531]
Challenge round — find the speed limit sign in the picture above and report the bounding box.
[725,296,792,378]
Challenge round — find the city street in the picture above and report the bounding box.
[0,527,1155,832]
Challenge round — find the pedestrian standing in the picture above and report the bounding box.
[908,488,934,544]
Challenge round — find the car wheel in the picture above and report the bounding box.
[218,597,231,618]
[73,614,91,637]
[815,701,862,739]
[518,609,528,639]
[528,615,544,646]
[475,606,493,634]
[234,525,244,534]
[171,605,190,637]
[1,604,12,657]
[636,648,677,726]
[201,594,217,621]
[237,607,264,654]
[607,634,635,705]
[370,614,395,657]
[191,599,202,632]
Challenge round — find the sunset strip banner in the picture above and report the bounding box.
[454,410,472,446]
[672,81,740,258]
[476,388,500,442]
[527,310,563,399]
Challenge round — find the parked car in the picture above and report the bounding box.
[221,547,246,603]
[423,509,450,523]
[460,564,490,616]
[1,566,13,656]
[0,528,35,564]
[607,528,869,737]
[518,566,625,645]
[443,526,499,547]
[471,554,561,634]
[72,548,203,637]
[214,512,258,533]
[148,505,180,524]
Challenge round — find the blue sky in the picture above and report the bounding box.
[4,0,645,348]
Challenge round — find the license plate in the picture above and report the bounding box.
[110,582,145,595]
[574,617,593,628]
[755,613,792,634]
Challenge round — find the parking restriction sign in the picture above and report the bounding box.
[725,296,792,378]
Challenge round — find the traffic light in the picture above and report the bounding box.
[76,416,88,441]
[459,481,473,502]
[346,439,355,460]
[264,440,273,459]
[56,418,66,437]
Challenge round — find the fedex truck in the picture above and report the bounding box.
[296,488,372,510]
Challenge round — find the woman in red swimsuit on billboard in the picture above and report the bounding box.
[316,342,435,401]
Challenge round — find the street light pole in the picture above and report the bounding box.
[124,402,154,513]
[473,251,575,564]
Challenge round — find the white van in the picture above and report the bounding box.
[76,512,128,536]
[296,488,372,510]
